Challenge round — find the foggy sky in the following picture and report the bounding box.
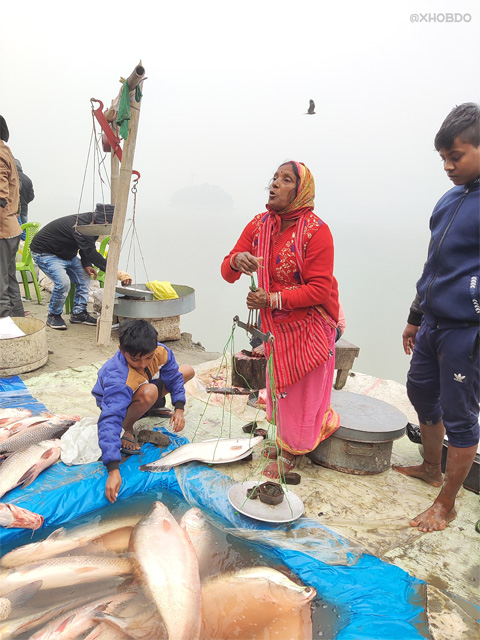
[2,0,479,382]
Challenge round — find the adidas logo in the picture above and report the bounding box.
[453,373,465,383]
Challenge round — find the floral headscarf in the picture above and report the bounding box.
[268,161,315,221]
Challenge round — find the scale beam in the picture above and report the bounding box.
[233,315,273,344]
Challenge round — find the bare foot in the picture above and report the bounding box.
[121,433,140,452]
[263,455,296,479]
[410,502,457,532]
[392,462,443,487]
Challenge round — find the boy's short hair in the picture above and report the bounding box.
[119,319,158,356]
[435,102,480,151]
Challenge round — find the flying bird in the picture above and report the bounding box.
[305,100,315,115]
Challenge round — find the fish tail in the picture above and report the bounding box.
[139,464,171,473]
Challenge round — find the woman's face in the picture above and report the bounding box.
[268,164,298,211]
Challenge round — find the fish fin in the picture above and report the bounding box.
[94,611,129,630]
[17,466,39,488]
[6,580,43,607]
[139,464,172,473]
[46,527,67,541]
[54,614,76,633]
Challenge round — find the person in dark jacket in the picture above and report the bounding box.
[92,319,194,503]
[31,204,131,329]
[0,115,24,319]
[14,159,34,241]
[393,103,480,532]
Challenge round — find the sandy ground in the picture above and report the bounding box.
[19,296,222,378]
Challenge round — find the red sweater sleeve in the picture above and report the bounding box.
[221,218,258,283]
[281,222,336,311]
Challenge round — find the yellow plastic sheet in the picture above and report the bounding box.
[145,280,179,300]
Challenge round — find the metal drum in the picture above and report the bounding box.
[307,390,407,475]
[114,284,195,319]
[0,317,48,376]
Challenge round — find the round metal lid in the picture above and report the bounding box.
[114,284,195,318]
[330,390,407,442]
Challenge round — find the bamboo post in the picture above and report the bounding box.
[97,63,145,345]
[111,152,120,204]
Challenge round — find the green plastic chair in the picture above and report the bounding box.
[65,236,109,314]
[16,222,42,303]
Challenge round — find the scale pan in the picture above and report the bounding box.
[75,224,112,236]
[228,480,304,523]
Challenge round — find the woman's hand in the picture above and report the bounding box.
[234,252,263,276]
[105,469,121,503]
[247,287,268,309]
[170,408,185,433]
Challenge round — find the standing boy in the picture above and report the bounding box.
[394,103,480,532]
[93,319,194,503]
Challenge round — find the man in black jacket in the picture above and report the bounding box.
[14,159,34,241]
[31,204,131,329]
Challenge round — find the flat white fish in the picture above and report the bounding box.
[0,416,78,455]
[0,555,131,597]
[0,440,61,500]
[0,503,44,530]
[201,566,316,639]
[129,501,201,640]
[0,581,42,621]
[1,514,141,568]
[140,435,264,472]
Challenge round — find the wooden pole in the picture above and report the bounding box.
[97,63,145,345]
[110,151,120,204]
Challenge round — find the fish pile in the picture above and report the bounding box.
[0,502,317,639]
[0,408,79,529]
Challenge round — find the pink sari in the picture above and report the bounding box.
[266,313,339,455]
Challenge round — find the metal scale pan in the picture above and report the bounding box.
[75,223,112,236]
[114,284,196,319]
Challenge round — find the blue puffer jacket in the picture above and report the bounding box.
[415,177,480,326]
[92,344,186,470]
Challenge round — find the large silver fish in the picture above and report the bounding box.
[1,514,142,568]
[0,414,51,443]
[0,590,123,639]
[0,440,61,500]
[0,416,78,455]
[129,501,202,640]
[30,589,136,640]
[0,555,131,597]
[93,596,166,640]
[0,408,31,428]
[180,508,226,579]
[0,503,44,530]
[140,435,264,472]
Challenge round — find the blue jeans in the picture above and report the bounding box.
[20,213,27,241]
[31,252,91,316]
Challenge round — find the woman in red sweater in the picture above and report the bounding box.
[221,161,340,478]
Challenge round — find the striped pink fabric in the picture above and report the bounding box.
[258,213,332,391]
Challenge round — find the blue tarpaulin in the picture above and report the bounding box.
[0,376,430,639]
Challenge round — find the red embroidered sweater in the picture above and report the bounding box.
[221,212,339,323]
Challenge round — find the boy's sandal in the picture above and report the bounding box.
[120,435,141,455]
